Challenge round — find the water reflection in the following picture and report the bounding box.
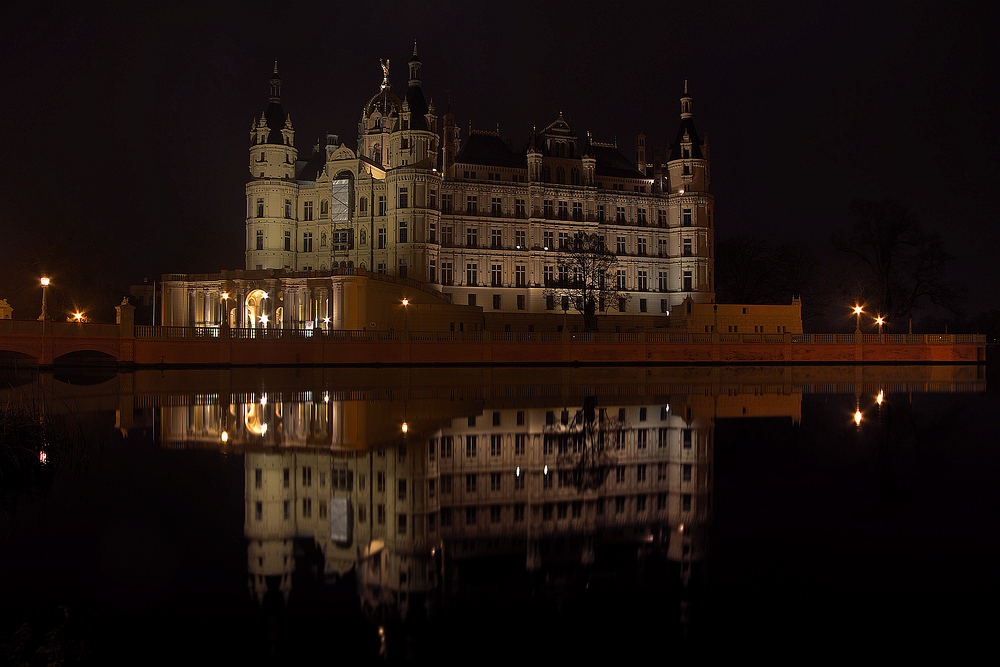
[1,364,989,661]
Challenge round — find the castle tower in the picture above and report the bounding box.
[666,81,715,304]
[247,62,299,271]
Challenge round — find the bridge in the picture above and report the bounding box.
[0,303,988,366]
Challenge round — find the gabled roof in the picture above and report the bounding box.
[455,132,526,169]
[296,150,326,181]
[591,143,646,179]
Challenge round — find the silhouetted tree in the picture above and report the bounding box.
[832,198,959,331]
[544,233,629,331]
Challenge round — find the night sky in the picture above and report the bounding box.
[2,1,996,320]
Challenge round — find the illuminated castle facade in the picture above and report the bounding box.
[245,46,714,319]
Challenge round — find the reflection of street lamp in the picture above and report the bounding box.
[38,277,50,321]
[853,305,863,333]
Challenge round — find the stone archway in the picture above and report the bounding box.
[245,289,269,328]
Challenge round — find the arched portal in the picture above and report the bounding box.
[245,289,269,328]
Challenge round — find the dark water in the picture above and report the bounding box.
[1,365,996,663]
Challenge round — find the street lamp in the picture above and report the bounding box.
[221,291,230,327]
[853,305,863,333]
[402,297,409,330]
[875,315,884,336]
[38,277,50,321]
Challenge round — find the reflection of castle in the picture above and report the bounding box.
[158,379,802,628]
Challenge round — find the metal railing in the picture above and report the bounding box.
[128,326,987,345]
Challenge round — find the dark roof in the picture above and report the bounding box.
[455,132,526,169]
[591,144,645,179]
[296,150,326,181]
[668,118,704,160]
[263,100,285,144]
[405,83,428,130]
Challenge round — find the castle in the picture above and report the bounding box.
[161,46,719,331]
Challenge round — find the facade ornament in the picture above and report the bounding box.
[380,59,390,90]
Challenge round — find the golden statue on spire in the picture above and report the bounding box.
[380,59,390,90]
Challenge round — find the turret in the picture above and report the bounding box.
[249,62,297,179]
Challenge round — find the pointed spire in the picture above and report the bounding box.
[680,80,693,119]
[269,61,281,102]
[273,60,279,75]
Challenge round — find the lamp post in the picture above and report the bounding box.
[221,291,230,327]
[38,277,50,321]
[853,305,863,333]
[875,315,884,337]
[402,297,409,331]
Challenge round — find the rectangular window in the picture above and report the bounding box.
[514,433,525,455]
[466,435,477,458]
[466,195,477,215]
[572,202,583,221]
[616,206,626,223]
[636,208,647,226]
[398,479,407,500]
[491,228,502,248]
[515,265,526,287]
[491,263,502,286]
[491,434,502,456]
[256,198,264,217]
[466,262,478,286]
[515,229,525,249]
[254,469,262,488]
[377,228,387,249]
[597,204,605,222]
[378,195,386,216]
[466,473,477,493]
[493,294,501,309]
[683,428,692,449]
[637,270,647,291]
[683,208,692,226]
[398,513,407,534]
[543,231,554,250]
[303,201,314,221]
[302,466,312,486]
[285,200,292,218]
[637,464,647,482]
[491,198,502,216]
[466,227,478,248]
[256,229,264,250]
[430,189,437,209]
[683,463,692,482]
[558,201,568,219]
[543,199,554,218]
[398,220,408,243]
[637,238,647,256]
[616,236,626,254]
[515,198,526,218]
[442,193,452,213]
[658,209,666,226]
[440,261,453,285]
[302,498,312,518]
[377,504,385,524]
[683,271,693,291]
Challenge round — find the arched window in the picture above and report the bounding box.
[360,197,368,213]
[556,166,565,184]
[372,144,381,165]
[571,168,580,185]
[542,165,551,182]
[320,200,329,216]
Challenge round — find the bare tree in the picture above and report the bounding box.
[833,199,960,331]
[544,233,630,332]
